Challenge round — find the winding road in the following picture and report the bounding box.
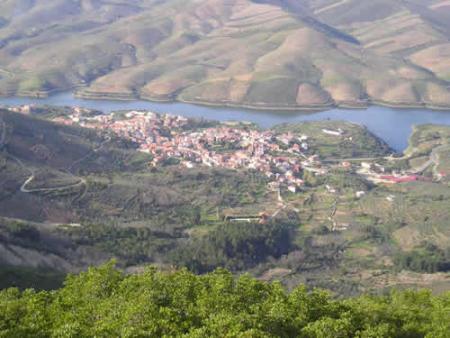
[19,135,111,194]
[430,145,447,181]
[20,173,86,193]
[408,144,447,181]
[4,125,112,195]
[5,153,85,194]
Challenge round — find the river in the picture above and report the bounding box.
[1,92,450,152]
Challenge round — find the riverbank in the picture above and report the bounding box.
[74,89,450,112]
[3,88,450,113]
[2,91,450,152]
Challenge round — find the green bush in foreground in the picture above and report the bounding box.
[1,263,449,338]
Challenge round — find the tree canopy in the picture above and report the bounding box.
[1,262,449,337]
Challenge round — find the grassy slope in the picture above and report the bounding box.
[0,0,448,109]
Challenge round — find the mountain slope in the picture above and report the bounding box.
[0,0,449,109]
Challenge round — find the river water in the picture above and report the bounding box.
[1,92,450,152]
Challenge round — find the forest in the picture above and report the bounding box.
[1,262,449,337]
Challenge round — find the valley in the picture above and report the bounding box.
[1,105,449,295]
[1,1,450,335]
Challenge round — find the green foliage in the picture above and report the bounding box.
[395,244,450,273]
[161,157,181,166]
[325,171,371,192]
[61,224,177,265]
[2,222,40,242]
[274,121,392,159]
[0,221,52,254]
[1,263,449,337]
[172,222,294,273]
[303,170,323,187]
[0,266,64,291]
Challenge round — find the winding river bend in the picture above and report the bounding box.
[1,92,450,152]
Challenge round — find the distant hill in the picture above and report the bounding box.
[0,0,449,109]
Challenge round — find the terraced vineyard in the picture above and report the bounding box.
[0,0,449,109]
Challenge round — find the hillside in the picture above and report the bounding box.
[0,0,449,109]
[0,108,273,275]
[1,107,450,294]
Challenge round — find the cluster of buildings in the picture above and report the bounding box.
[54,109,326,192]
[7,104,438,195]
[357,161,430,184]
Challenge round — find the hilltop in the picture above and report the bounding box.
[0,0,449,110]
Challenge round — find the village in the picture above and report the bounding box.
[6,105,437,193]
[53,109,315,193]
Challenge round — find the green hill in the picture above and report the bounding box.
[0,0,449,109]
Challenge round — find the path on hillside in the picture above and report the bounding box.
[68,135,111,172]
[6,153,86,194]
[20,174,86,193]
[269,187,301,220]
[322,156,384,163]
[9,134,111,195]
[408,144,447,180]
[409,157,434,174]
[430,145,447,181]
[323,143,446,181]
[68,135,112,202]
[270,187,286,219]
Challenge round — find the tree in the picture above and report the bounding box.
[0,263,449,337]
